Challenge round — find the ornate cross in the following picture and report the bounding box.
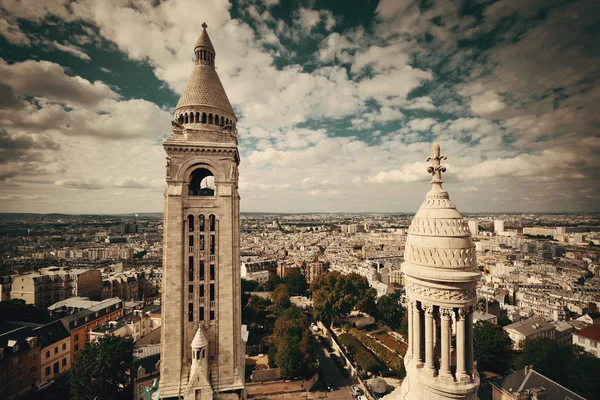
[426,141,447,184]
[202,22,208,30]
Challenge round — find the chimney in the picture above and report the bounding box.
[531,387,547,399]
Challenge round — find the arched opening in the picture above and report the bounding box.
[196,112,200,122]
[190,113,194,123]
[225,118,229,126]
[178,114,184,124]
[202,113,207,123]
[208,114,213,124]
[220,116,224,126]
[188,168,215,196]
[215,114,219,125]
[185,113,189,124]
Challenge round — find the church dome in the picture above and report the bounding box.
[175,23,235,117]
[403,143,479,282]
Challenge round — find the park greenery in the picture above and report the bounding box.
[473,320,513,373]
[375,292,404,329]
[310,271,377,326]
[69,335,134,400]
[338,333,385,377]
[343,326,405,377]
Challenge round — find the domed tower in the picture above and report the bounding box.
[160,24,245,400]
[393,143,481,399]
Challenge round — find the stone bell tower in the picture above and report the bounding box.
[159,23,245,400]
[386,142,481,400]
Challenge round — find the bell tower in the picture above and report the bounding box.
[159,24,245,400]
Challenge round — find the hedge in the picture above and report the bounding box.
[338,333,385,374]
[348,328,405,377]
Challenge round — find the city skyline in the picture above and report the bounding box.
[1,0,599,214]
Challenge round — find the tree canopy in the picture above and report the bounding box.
[473,320,513,373]
[375,292,403,329]
[310,271,377,325]
[515,337,600,399]
[69,335,134,400]
[270,307,316,379]
[283,269,308,296]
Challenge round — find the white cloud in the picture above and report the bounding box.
[408,118,436,131]
[0,17,30,45]
[51,40,91,61]
[54,179,104,190]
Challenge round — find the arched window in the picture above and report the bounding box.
[225,118,229,126]
[199,215,205,231]
[196,112,200,122]
[202,113,207,123]
[188,168,215,197]
[185,113,189,124]
[209,215,215,231]
[190,113,194,123]
[215,114,219,125]
[188,215,194,232]
[178,114,184,124]
[208,114,213,124]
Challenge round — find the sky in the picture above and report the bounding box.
[0,0,598,214]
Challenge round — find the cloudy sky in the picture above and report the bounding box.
[0,0,598,214]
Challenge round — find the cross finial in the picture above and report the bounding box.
[202,22,208,30]
[426,141,447,186]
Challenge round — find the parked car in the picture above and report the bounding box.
[351,385,364,396]
[34,380,54,392]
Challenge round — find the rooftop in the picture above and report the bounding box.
[574,325,600,342]
[492,367,585,400]
[504,316,555,336]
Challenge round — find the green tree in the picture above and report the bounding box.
[241,278,262,293]
[515,338,600,398]
[310,272,377,326]
[270,284,291,310]
[69,335,134,400]
[376,292,403,329]
[264,274,283,291]
[283,269,308,296]
[473,321,513,373]
[270,307,316,379]
[0,299,49,323]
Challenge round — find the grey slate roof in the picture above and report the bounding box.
[32,320,69,348]
[504,316,554,336]
[492,367,586,400]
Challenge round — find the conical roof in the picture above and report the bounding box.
[403,143,478,279]
[175,66,234,115]
[194,23,215,53]
[175,24,235,116]
[191,326,208,349]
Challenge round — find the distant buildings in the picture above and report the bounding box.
[573,325,600,358]
[503,317,555,349]
[468,220,479,235]
[8,267,102,308]
[494,219,504,234]
[0,323,40,399]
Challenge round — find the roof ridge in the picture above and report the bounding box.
[528,369,585,398]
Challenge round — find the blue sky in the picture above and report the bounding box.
[0,0,598,213]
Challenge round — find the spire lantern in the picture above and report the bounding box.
[194,23,216,67]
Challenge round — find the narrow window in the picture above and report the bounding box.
[200,262,205,281]
[188,256,194,281]
[221,116,224,126]
[185,113,189,124]
[189,235,194,247]
[179,114,184,124]
[210,310,215,320]
[188,303,194,322]
[202,113,207,123]
[190,113,194,123]
[209,215,215,231]
[196,112,200,122]
[200,307,205,321]
[200,235,205,251]
[199,284,205,298]
[210,235,215,255]
[189,284,193,294]
[215,114,219,125]
[210,284,215,301]
[199,215,205,231]
[188,215,194,231]
[210,264,215,281]
[208,114,213,124]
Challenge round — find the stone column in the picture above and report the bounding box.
[456,308,467,378]
[407,299,413,360]
[424,304,435,374]
[413,301,422,365]
[439,307,452,378]
[466,306,474,375]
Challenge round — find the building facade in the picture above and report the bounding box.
[573,325,600,358]
[159,24,245,400]
[387,143,481,400]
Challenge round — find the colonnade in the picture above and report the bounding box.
[406,299,474,380]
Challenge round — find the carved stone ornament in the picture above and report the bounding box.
[404,246,476,268]
[406,281,476,302]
